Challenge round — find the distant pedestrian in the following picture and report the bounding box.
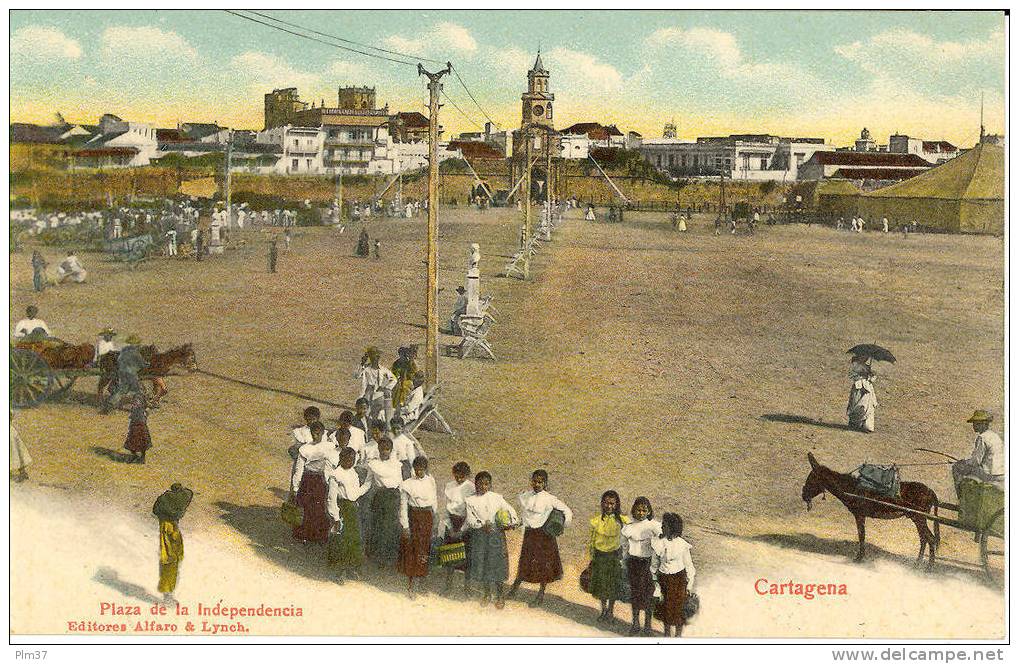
[356,227,371,257]
[31,251,47,292]
[373,239,381,259]
[152,483,193,605]
[124,394,152,464]
[284,228,292,251]
[268,240,278,274]
[10,411,31,482]
[165,228,178,257]
[882,217,889,233]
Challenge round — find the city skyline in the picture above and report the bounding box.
[10,10,1006,146]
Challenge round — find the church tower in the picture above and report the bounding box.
[521,51,554,131]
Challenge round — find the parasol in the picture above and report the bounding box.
[847,344,896,363]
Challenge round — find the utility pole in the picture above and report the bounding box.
[419,62,451,390]
[225,134,233,228]
[523,125,532,279]
[336,170,343,221]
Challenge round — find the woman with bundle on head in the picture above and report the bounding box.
[651,512,696,637]
[588,489,629,624]
[621,497,661,635]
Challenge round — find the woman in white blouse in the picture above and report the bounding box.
[507,469,573,607]
[620,497,661,636]
[464,471,519,609]
[440,461,475,595]
[365,438,404,567]
[326,447,371,579]
[290,422,339,544]
[397,456,437,598]
[651,512,696,637]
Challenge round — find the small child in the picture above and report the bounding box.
[398,456,437,599]
[124,394,151,464]
[651,512,696,638]
[508,470,573,607]
[464,471,519,608]
[326,447,370,581]
[588,489,629,623]
[620,497,662,635]
[440,461,475,595]
[373,239,381,259]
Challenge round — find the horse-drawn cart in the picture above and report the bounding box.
[10,340,99,408]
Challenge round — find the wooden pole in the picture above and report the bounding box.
[225,135,233,227]
[523,126,532,279]
[419,63,451,390]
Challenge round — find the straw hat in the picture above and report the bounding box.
[125,334,142,345]
[966,410,994,423]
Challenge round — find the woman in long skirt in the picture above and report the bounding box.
[508,469,573,607]
[366,438,403,566]
[464,471,519,608]
[397,456,437,598]
[124,395,151,464]
[651,512,696,637]
[588,490,629,623]
[327,448,370,579]
[291,422,335,544]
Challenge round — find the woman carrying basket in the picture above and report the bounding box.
[507,470,573,607]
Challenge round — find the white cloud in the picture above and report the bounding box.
[385,21,477,57]
[99,26,198,63]
[835,28,1004,73]
[546,48,623,94]
[11,26,82,61]
[230,51,320,92]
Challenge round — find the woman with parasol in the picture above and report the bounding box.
[846,344,895,433]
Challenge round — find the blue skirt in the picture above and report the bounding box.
[466,527,509,584]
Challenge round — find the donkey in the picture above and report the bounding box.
[801,452,940,568]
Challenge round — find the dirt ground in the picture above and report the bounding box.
[8,207,1005,638]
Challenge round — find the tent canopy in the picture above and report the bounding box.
[855,143,1003,234]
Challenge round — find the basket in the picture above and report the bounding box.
[280,500,303,528]
[437,541,466,566]
[542,508,566,538]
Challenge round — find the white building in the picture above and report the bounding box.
[640,133,836,181]
[887,134,959,164]
[76,114,159,167]
[256,125,326,174]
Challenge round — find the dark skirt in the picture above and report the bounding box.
[398,507,433,578]
[656,570,689,627]
[466,527,509,584]
[516,527,563,584]
[589,548,622,600]
[327,499,363,569]
[444,514,469,571]
[627,556,654,610]
[124,420,152,454]
[367,488,401,564]
[292,472,329,544]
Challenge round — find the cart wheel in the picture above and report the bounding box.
[50,373,78,400]
[10,349,54,408]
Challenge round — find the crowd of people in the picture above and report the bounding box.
[279,340,697,635]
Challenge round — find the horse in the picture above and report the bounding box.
[801,452,940,569]
[97,343,198,406]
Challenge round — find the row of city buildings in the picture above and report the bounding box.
[11,49,1002,189]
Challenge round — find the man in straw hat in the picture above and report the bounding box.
[952,410,1004,491]
[93,327,119,365]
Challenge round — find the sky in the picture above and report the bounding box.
[9,10,1006,147]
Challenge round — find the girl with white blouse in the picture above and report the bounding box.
[620,497,662,636]
[464,471,519,608]
[507,469,573,607]
[651,512,696,637]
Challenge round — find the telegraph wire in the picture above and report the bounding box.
[450,64,501,131]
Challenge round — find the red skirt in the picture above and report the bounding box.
[292,473,330,544]
[656,570,689,627]
[124,421,152,454]
[516,527,563,584]
[398,507,433,578]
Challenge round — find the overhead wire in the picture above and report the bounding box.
[450,64,501,130]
